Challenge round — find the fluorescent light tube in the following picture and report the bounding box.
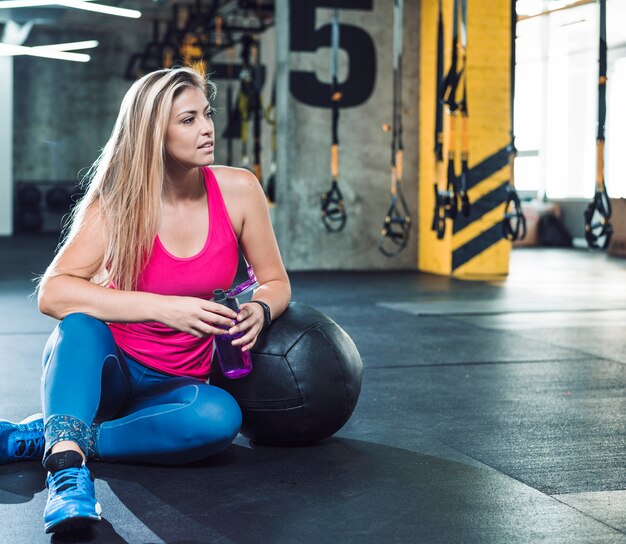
[57,0,141,18]
[33,39,99,51]
[0,43,90,61]
[0,0,141,18]
[0,0,95,8]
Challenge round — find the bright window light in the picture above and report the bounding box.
[515,0,626,199]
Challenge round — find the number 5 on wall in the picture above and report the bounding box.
[290,0,376,108]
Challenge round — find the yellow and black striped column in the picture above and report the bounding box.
[419,0,512,278]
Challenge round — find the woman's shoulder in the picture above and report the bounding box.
[208,166,266,234]
[209,165,258,193]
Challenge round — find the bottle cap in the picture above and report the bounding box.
[212,289,227,303]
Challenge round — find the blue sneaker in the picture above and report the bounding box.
[0,413,44,464]
[43,450,102,534]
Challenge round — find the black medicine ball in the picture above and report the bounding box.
[211,302,363,446]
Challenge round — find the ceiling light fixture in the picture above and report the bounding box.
[0,0,141,18]
[0,42,91,61]
[34,39,99,51]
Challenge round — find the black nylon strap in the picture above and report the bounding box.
[598,0,607,143]
[502,0,526,242]
[434,0,445,163]
[441,0,461,110]
[434,0,470,235]
[584,0,612,249]
[321,11,347,233]
[379,0,411,256]
[432,0,447,239]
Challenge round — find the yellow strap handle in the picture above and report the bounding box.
[391,166,397,196]
[396,149,403,182]
[435,132,444,187]
[215,16,223,47]
[508,149,516,187]
[596,139,605,190]
[180,34,202,65]
[461,113,469,159]
[239,93,250,143]
[331,144,339,179]
[163,50,174,69]
[447,112,456,159]
[251,43,259,66]
[435,157,445,189]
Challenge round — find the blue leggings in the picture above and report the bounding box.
[41,313,242,465]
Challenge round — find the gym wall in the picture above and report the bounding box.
[12,1,421,271]
[273,0,419,270]
[12,28,147,234]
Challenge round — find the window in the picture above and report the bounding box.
[515,0,626,198]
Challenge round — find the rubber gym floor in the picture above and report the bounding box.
[0,234,625,543]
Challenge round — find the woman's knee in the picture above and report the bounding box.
[58,313,110,339]
[184,385,242,449]
[45,313,114,363]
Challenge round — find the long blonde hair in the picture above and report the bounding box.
[62,66,216,291]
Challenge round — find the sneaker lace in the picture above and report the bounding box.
[48,467,83,493]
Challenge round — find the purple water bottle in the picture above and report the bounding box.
[213,289,253,379]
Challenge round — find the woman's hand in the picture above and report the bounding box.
[228,302,265,352]
[160,296,239,338]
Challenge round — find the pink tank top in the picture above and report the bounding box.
[108,167,239,380]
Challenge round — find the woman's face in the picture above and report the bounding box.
[165,86,215,168]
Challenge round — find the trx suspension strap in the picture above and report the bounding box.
[431,0,446,238]
[238,35,254,169]
[216,15,236,166]
[503,0,527,241]
[457,0,471,218]
[251,38,263,184]
[584,0,612,249]
[264,76,277,205]
[379,0,412,257]
[441,0,462,223]
[321,9,347,232]
[140,20,165,73]
[434,0,470,239]
[225,44,236,166]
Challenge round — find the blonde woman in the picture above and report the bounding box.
[0,67,290,534]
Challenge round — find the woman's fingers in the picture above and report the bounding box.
[229,304,263,350]
[163,296,238,335]
[203,302,238,326]
[231,328,259,350]
[190,322,223,338]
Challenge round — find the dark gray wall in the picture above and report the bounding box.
[12,3,421,270]
[13,28,145,184]
[275,0,420,270]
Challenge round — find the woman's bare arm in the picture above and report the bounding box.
[38,204,237,336]
[216,168,291,350]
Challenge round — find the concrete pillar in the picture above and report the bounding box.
[0,56,13,236]
[418,0,512,278]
